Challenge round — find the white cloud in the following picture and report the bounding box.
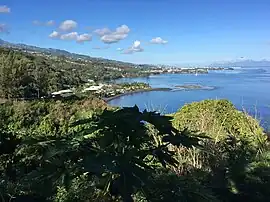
[46,20,55,26]
[0,5,10,13]
[59,20,77,31]
[100,25,130,44]
[115,25,130,34]
[49,31,61,39]
[49,31,91,43]
[123,40,144,54]
[60,32,79,40]
[116,48,123,51]
[150,37,168,44]
[101,34,127,44]
[132,40,144,52]
[77,33,92,43]
[94,28,111,36]
[0,23,9,33]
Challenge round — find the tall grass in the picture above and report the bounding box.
[157,100,269,174]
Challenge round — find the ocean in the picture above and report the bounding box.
[108,67,270,129]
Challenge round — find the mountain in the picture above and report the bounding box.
[210,59,270,67]
[0,38,84,57]
[0,38,154,68]
[0,39,10,46]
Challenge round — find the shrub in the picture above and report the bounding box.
[172,99,267,147]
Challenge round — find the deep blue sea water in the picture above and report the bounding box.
[108,67,270,129]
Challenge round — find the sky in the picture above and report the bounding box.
[0,0,270,65]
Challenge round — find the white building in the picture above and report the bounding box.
[82,84,104,92]
[51,89,73,96]
[51,89,74,98]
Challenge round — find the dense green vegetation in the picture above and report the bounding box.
[171,100,270,202]
[0,48,149,99]
[0,99,269,202]
[172,99,266,145]
[0,47,269,201]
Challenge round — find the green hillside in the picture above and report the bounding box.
[0,47,269,202]
[0,47,149,99]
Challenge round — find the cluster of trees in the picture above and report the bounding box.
[0,48,149,99]
[119,82,150,89]
[0,48,82,99]
[0,99,269,201]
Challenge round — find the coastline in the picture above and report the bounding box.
[103,88,172,102]
[104,84,218,102]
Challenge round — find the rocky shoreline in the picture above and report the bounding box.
[103,88,172,102]
[173,84,217,90]
[104,84,218,102]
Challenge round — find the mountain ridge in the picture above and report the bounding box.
[210,59,270,67]
[2,39,270,67]
[0,38,154,67]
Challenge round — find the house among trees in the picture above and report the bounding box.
[51,89,74,98]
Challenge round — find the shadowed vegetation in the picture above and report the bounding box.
[0,99,269,202]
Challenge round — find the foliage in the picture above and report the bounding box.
[172,99,267,146]
[0,99,269,202]
[0,105,203,201]
[140,170,219,202]
[0,48,81,99]
[0,98,108,137]
[2,44,270,202]
[0,47,149,99]
[119,82,150,89]
[171,100,270,202]
[198,135,270,202]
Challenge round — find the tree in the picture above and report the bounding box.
[14,106,202,201]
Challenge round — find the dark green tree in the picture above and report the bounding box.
[12,106,202,201]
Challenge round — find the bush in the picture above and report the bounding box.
[0,98,108,137]
[141,171,219,202]
[172,99,267,147]
[171,100,270,202]
[1,99,269,202]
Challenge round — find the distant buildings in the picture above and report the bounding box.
[51,89,74,98]
[82,84,104,92]
[142,66,232,75]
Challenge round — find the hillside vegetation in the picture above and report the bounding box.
[0,98,269,202]
[0,47,269,202]
[0,47,149,99]
[172,99,266,145]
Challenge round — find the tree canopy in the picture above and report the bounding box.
[0,48,149,99]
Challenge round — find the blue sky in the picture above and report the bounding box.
[0,0,270,65]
